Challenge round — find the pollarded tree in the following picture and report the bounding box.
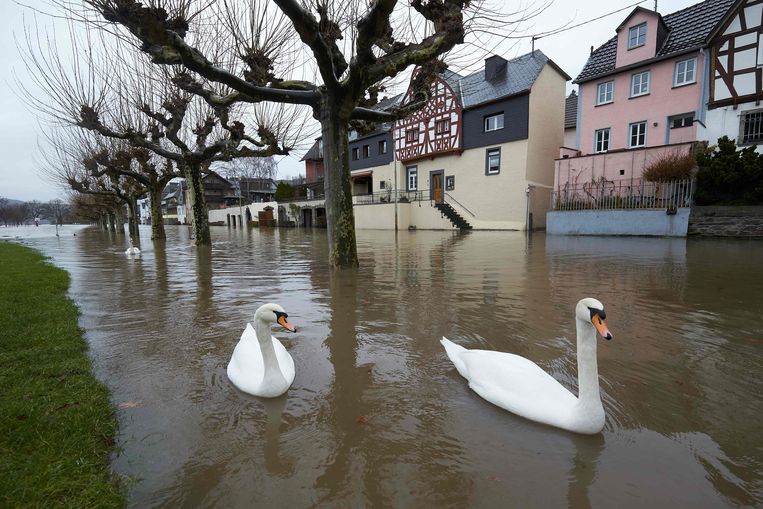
[21,21,309,245]
[61,0,481,268]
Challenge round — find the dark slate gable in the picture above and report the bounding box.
[575,0,736,83]
[564,91,578,129]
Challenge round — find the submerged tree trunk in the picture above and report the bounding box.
[107,211,116,232]
[126,196,139,241]
[182,162,210,246]
[148,183,166,240]
[321,98,358,269]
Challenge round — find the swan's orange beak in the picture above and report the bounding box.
[277,314,297,333]
[592,314,613,340]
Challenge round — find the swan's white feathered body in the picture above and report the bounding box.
[227,303,297,398]
[125,246,141,255]
[441,298,612,435]
[228,324,295,397]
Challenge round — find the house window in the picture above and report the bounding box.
[380,180,386,190]
[594,128,610,153]
[674,58,697,86]
[379,140,387,154]
[362,144,370,158]
[629,121,647,148]
[485,148,501,175]
[597,81,614,105]
[670,113,694,129]
[628,22,647,49]
[631,71,650,97]
[445,175,455,191]
[435,119,450,135]
[405,129,419,143]
[740,110,763,144]
[407,166,418,190]
[484,113,504,132]
[351,147,359,160]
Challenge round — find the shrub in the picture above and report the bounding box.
[695,136,763,205]
[643,152,696,182]
[274,182,295,202]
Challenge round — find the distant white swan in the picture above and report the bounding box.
[227,303,297,398]
[441,298,613,435]
[124,239,140,255]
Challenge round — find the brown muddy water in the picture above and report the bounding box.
[4,224,762,508]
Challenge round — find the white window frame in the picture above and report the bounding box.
[594,128,611,153]
[669,112,694,129]
[596,81,614,105]
[378,139,387,154]
[485,148,501,175]
[631,71,650,97]
[628,121,647,148]
[628,22,647,49]
[484,113,505,132]
[740,109,763,145]
[674,58,697,87]
[407,166,418,190]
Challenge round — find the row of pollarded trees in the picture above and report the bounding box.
[39,0,507,268]
[22,18,312,244]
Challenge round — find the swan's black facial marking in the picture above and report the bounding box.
[274,310,288,321]
[588,307,606,320]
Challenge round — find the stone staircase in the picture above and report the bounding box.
[688,206,763,238]
[435,202,472,230]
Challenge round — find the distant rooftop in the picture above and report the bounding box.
[564,90,577,129]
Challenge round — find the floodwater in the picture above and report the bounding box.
[4,224,762,508]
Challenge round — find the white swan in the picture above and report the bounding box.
[441,298,613,435]
[227,303,297,398]
[124,239,140,255]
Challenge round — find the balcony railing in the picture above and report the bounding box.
[353,189,428,205]
[551,178,694,211]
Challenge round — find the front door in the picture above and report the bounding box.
[431,171,443,203]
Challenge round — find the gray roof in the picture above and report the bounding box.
[575,0,736,83]
[564,91,577,129]
[456,50,566,108]
[301,139,321,161]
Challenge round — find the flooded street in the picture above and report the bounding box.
[5,225,762,507]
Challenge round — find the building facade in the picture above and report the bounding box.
[298,50,569,231]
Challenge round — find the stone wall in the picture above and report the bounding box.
[688,206,763,238]
[547,208,690,236]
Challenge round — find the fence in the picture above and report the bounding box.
[353,189,428,205]
[551,178,694,211]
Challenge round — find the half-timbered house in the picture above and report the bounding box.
[299,50,569,231]
[704,0,763,148]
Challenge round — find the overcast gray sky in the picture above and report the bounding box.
[0,0,700,202]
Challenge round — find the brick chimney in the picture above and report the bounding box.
[485,55,508,81]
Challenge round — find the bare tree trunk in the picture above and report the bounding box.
[127,197,139,240]
[321,99,358,268]
[107,212,116,232]
[149,184,166,240]
[114,206,125,234]
[100,214,108,230]
[182,162,211,245]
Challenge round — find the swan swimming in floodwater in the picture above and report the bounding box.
[441,298,613,435]
[227,303,297,398]
[124,238,140,255]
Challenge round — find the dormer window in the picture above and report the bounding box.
[628,22,647,49]
[484,113,504,132]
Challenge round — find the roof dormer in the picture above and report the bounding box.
[615,7,669,68]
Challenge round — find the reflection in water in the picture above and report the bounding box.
[7,225,762,508]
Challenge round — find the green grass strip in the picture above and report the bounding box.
[0,242,123,508]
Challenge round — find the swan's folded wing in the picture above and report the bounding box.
[272,336,296,386]
[461,350,578,423]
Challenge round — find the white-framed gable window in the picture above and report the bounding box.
[597,81,614,105]
[674,58,697,86]
[407,166,418,190]
[594,128,611,153]
[628,22,647,49]
[484,113,504,132]
[629,121,647,148]
[631,71,650,97]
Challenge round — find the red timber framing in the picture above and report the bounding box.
[394,73,463,162]
[710,0,763,108]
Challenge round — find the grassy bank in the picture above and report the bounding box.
[0,242,123,507]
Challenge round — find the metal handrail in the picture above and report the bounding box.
[551,178,694,211]
[443,193,476,217]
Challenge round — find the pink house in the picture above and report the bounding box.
[556,0,736,191]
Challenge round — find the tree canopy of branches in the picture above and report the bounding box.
[21,18,312,245]
[56,0,487,267]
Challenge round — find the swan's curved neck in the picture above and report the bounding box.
[255,317,286,387]
[575,318,601,406]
